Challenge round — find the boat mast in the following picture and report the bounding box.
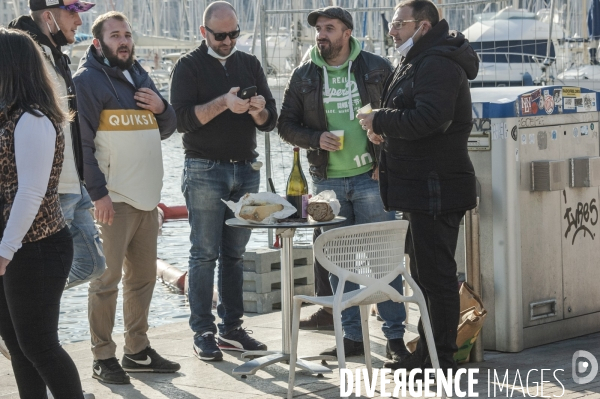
[11,0,20,18]
[544,0,556,83]
[153,0,161,36]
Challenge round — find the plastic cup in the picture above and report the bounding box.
[358,104,372,114]
[330,130,344,150]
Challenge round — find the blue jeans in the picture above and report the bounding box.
[60,184,106,289]
[183,158,260,335]
[313,171,406,341]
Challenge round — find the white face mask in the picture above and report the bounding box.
[396,24,423,58]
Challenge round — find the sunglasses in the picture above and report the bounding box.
[204,25,241,41]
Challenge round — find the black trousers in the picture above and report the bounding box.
[0,227,84,399]
[405,211,464,370]
[313,228,333,297]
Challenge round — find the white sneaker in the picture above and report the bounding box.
[46,388,94,398]
[0,337,10,360]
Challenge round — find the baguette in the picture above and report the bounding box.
[239,204,284,222]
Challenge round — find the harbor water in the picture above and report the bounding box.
[58,131,309,343]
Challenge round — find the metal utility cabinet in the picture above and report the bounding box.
[469,86,600,352]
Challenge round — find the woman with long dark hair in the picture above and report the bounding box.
[0,28,85,398]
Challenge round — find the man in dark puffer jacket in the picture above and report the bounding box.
[359,0,479,373]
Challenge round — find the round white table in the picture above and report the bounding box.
[226,216,346,376]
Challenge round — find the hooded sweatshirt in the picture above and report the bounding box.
[9,15,84,194]
[373,19,479,215]
[310,37,373,179]
[73,45,176,210]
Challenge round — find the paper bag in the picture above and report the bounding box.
[405,283,487,364]
[223,192,296,224]
[306,190,341,222]
[454,305,487,363]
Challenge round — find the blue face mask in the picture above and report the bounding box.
[96,46,112,67]
[396,24,423,58]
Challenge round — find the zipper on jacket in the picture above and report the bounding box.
[354,62,380,169]
[317,68,329,180]
[44,46,85,187]
[102,69,121,104]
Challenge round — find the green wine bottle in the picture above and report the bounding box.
[286,147,308,218]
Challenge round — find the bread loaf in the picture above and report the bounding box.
[239,204,284,222]
[307,202,335,222]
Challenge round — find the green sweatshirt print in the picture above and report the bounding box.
[310,37,373,179]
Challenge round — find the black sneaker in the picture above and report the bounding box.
[299,307,334,330]
[386,338,410,362]
[218,327,267,351]
[194,331,223,361]
[384,350,424,370]
[122,346,180,373]
[92,357,131,385]
[319,338,364,358]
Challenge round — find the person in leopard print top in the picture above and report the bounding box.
[0,107,65,243]
[0,28,87,398]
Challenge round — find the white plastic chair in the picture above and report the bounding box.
[403,254,412,323]
[287,220,440,399]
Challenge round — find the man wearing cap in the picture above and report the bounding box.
[170,1,277,362]
[9,1,106,289]
[73,11,179,384]
[278,6,409,362]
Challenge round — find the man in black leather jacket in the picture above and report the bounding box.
[359,0,479,373]
[278,6,409,362]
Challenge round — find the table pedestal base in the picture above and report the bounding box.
[232,352,335,376]
[224,218,346,379]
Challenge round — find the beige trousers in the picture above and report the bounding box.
[88,202,158,360]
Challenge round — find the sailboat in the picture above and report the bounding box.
[464,2,600,90]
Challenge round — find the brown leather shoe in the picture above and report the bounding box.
[299,307,334,330]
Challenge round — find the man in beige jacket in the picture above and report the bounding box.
[74,11,179,385]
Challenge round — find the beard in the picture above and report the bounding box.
[317,36,344,61]
[100,41,135,70]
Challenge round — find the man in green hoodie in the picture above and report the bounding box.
[278,6,409,362]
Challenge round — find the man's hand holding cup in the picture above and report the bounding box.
[357,104,383,144]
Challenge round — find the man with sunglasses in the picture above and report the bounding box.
[358,0,479,374]
[170,0,277,362]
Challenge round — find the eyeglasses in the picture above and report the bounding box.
[204,25,241,41]
[388,20,420,30]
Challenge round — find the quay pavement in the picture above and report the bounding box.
[0,304,598,398]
